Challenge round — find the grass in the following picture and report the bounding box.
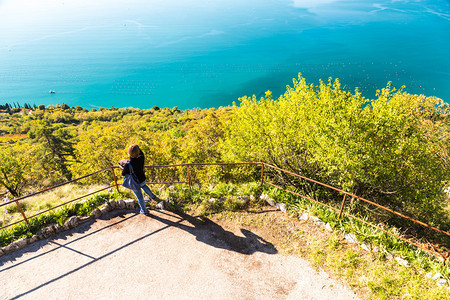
[0,183,112,227]
[0,191,117,247]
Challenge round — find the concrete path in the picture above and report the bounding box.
[0,209,359,299]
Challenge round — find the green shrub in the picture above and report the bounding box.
[225,74,450,228]
[0,192,114,247]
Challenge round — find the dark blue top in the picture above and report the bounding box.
[121,151,146,183]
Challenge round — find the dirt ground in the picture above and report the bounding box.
[0,207,359,300]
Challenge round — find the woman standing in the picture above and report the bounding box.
[121,144,158,215]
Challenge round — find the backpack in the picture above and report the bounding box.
[122,162,141,191]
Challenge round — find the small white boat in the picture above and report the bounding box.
[49,90,55,94]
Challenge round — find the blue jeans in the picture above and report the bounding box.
[132,181,157,214]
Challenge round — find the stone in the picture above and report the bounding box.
[432,273,442,280]
[372,246,380,253]
[79,216,92,223]
[0,248,4,256]
[237,195,249,202]
[124,199,136,209]
[395,256,409,267]
[437,279,447,287]
[425,272,433,278]
[100,204,111,214]
[343,233,358,244]
[361,244,371,252]
[299,212,309,221]
[29,235,39,244]
[110,200,118,209]
[209,198,218,203]
[91,208,102,218]
[385,251,394,261]
[276,203,287,213]
[56,224,65,233]
[325,223,333,232]
[156,200,169,210]
[260,194,276,207]
[116,199,125,209]
[218,197,227,202]
[41,226,55,238]
[310,216,325,226]
[4,243,19,254]
[15,237,29,248]
[65,216,80,228]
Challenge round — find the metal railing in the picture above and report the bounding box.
[1,162,448,261]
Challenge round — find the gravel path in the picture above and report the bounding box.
[0,209,359,300]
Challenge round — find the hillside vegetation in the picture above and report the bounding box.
[1,74,449,243]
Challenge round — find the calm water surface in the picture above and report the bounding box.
[0,0,449,109]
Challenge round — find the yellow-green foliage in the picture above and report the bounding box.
[0,75,448,229]
[225,74,450,226]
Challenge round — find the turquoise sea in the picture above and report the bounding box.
[0,0,449,109]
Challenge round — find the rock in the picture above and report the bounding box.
[4,243,19,254]
[250,195,255,201]
[29,235,39,244]
[124,199,136,209]
[299,212,309,221]
[361,244,371,252]
[385,251,394,261]
[395,256,409,267]
[116,199,125,209]
[209,198,218,203]
[156,201,169,210]
[79,216,92,223]
[276,203,287,213]
[373,246,380,253]
[432,273,442,280]
[15,237,29,248]
[343,233,358,244]
[260,194,276,207]
[41,226,55,238]
[310,216,325,226]
[54,224,64,233]
[35,230,44,240]
[0,248,4,256]
[91,208,102,218]
[100,203,111,214]
[237,196,249,202]
[109,200,117,209]
[218,196,227,202]
[325,223,333,232]
[65,216,80,228]
[437,279,447,287]
[425,272,433,279]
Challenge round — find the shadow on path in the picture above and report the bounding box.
[3,208,277,299]
[0,211,136,271]
[150,209,278,255]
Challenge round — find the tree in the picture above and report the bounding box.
[27,120,76,181]
[0,144,33,197]
[225,74,450,223]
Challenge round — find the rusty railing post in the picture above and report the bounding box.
[260,163,265,186]
[186,164,192,190]
[338,193,347,219]
[110,167,120,193]
[16,200,30,227]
